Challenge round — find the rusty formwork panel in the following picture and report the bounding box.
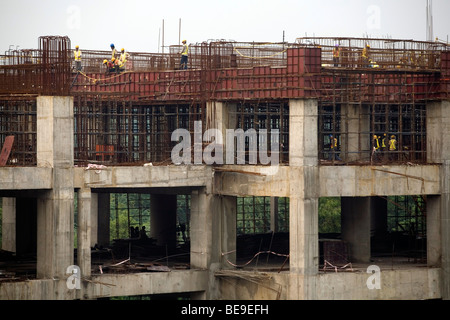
[0,36,71,96]
[69,46,322,102]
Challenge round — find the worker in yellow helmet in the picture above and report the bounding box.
[372,134,381,162]
[388,135,397,161]
[118,48,130,72]
[179,40,189,70]
[362,44,370,68]
[103,58,118,74]
[333,44,340,67]
[328,134,342,161]
[74,45,82,71]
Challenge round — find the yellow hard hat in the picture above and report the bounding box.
[182,40,186,43]
[103,59,108,64]
[75,45,79,48]
[121,48,125,51]
[391,135,395,139]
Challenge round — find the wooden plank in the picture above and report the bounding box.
[0,135,14,166]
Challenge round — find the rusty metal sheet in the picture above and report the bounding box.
[0,135,14,166]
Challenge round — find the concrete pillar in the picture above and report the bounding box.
[150,194,177,251]
[341,197,371,263]
[288,99,319,299]
[270,197,279,232]
[427,100,450,299]
[77,188,91,277]
[190,188,236,300]
[36,96,74,279]
[97,193,110,247]
[90,192,98,247]
[205,101,237,164]
[440,162,450,300]
[1,197,16,252]
[427,195,441,267]
[341,103,370,162]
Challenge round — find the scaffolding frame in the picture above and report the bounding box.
[0,36,448,167]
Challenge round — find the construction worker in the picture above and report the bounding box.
[103,58,118,74]
[118,48,130,72]
[381,133,388,160]
[372,134,381,162]
[389,135,397,161]
[333,44,340,67]
[329,134,341,161]
[110,43,117,60]
[362,44,370,67]
[179,40,189,70]
[74,45,82,71]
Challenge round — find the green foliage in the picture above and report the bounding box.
[237,196,271,234]
[318,197,341,233]
[386,195,426,233]
[237,196,342,235]
[109,193,151,241]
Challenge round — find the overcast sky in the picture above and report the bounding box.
[1,0,449,54]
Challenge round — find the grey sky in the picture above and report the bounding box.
[1,0,449,53]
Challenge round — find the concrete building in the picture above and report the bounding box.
[0,36,449,300]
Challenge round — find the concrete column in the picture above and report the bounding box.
[90,192,98,247]
[427,100,450,164]
[427,195,441,267]
[341,197,371,263]
[36,96,74,279]
[205,101,237,164]
[77,188,91,277]
[341,103,370,162]
[289,99,318,167]
[427,100,450,299]
[97,193,110,247]
[190,188,236,300]
[441,162,450,300]
[150,194,177,251]
[1,197,16,252]
[190,189,213,270]
[288,99,319,299]
[270,197,279,232]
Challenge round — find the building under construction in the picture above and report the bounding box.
[0,35,449,300]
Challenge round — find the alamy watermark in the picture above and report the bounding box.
[66,265,81,290]
[171,120,280,168]
[366,265,381,290]
[366,5,381,30]
[66,5,81,30]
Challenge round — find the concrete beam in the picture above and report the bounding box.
[74,165,211,189]
[0,270,208,300]
[0,167,52,190]
[320,165,440,197]
[214,165,440,198]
